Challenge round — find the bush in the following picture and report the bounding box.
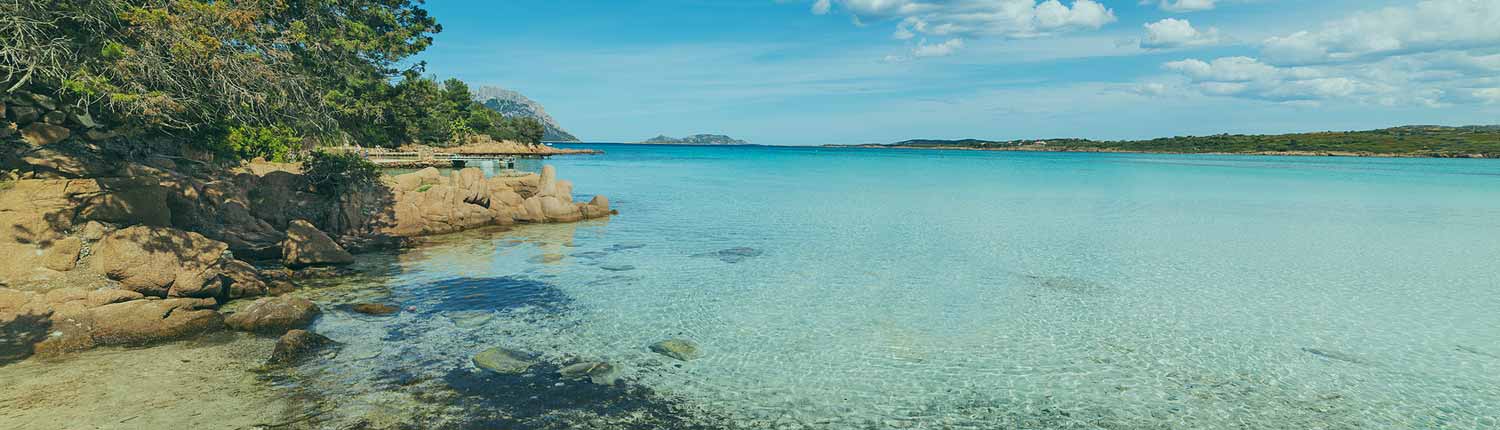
[224,125,300,162]
[303,151,380,195]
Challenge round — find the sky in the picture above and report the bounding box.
[416,0,1500,145]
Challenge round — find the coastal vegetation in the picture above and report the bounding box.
[0,0,543,160]
[854,126,1500,158]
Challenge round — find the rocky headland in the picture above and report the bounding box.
[0,90,614,365]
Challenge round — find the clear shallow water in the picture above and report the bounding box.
[300,145,1500,429]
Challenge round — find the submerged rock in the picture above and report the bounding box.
[472,347,536,374]
[1302,347,1366,365]
[650,339,701,361]
[267,329,337,366]
[282,219,355,268]
[559,361,615,384]
[225,296,320,334]
[349,303,399,316]
[693,247,764,263]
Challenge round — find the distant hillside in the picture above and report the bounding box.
[638,134,748,145]
[835,126,1500,158]
[472,86,579,142]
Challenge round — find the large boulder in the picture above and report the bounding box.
[582,195,612,219]
[554,180,574,203]
[85,298,223,346]
[220,259,269,299]
[41,237,82,272]
[225,296,320,334]
[538,196,582,222]
[536,165,559,197]
[0,289,54,364]
[75,177,173,227]
[282,220,354,268]
[93,226,229,298]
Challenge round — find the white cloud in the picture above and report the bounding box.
[812,0,832,15]
[913,38,965,57]
[812,0,1117,41]
[1156,0,1500,107]
[1140,0,1217,13]
[1261,0,1500,66]
[1475,88,1500,104]
[1139,18,1223,49]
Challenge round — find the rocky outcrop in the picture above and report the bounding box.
[0,290,54,363]
[14,288,223,357]
[282,220,354,267]
[94,226,229,298]
[224,296,320,334]
[85,298,223,346]
[382,165,610,237]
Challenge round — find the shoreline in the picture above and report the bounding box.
[826,144,1495,159]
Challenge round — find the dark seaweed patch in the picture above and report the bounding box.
[439,365,733,430]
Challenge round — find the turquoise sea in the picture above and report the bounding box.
[297,144,1500,429]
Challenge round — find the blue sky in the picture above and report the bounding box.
[416,0,1500,145]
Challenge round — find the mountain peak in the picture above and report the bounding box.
[473,86,580,142]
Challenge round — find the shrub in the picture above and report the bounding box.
[303,151,380,195]
[224,125,300,162]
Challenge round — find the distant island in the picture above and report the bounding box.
[829,126,1500,158]
[637,134,749,145]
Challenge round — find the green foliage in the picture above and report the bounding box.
[303,151,380,195]
[1,0,441,148]
[360,75,546,147]
[415,184,432,193]
[889,126,1500,158]
[224,125,300,162]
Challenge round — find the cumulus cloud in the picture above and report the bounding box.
[1140,0,1217,13]
[883,37,966,62]
[811,0,1117,41]
[1139,18,1223,49]
[1261,0,1500,66]
[1156,0,1500,106]
[913,38,965,57]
